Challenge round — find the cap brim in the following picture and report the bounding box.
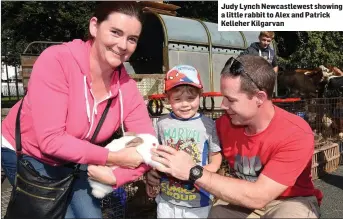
[165,82,203,91]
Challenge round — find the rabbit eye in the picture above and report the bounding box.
[153,143,156,146]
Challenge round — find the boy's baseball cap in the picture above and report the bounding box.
[164,65,203,92]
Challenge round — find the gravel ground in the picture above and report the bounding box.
[2,166,342,218]
[1,179,12,219]
[313,165,343,218]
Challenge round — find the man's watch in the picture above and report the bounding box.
[189,165,204,183]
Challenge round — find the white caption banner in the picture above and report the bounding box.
[218,0,343,31]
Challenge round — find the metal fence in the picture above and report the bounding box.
[1,82,25,97]
[1,57,24,107]
[275,98,343,141]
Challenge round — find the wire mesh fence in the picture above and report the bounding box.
[100,177,157,219]
[274,98,343,143]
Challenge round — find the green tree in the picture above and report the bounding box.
[168,1,218,22]
[276,31,343,69]
[1,1,96,66]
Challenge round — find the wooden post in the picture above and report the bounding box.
[139,1,180,16]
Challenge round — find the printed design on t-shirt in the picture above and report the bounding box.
[160,127,202,201]
[166,138,201,163]
[164,127,201,163]
[233,154,263,182]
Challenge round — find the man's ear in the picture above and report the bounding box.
[125,137,144,148]
[256,91,268,106]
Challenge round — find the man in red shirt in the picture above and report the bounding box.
[148,55,322,218]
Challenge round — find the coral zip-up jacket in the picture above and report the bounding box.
[1,39,155,187]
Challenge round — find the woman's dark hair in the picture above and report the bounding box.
[94,1,144,24]
[88,1,144,39]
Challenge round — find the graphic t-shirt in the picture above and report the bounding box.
[155,112,221,208]
[215,106,323,205]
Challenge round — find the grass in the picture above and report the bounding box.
[1,97,23,108]
[1,96,23,101]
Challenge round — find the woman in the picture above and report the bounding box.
[1,2,154,218]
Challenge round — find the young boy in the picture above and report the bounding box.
[240,31,278,97]
[147,64,222,218]
[240,31,278,73]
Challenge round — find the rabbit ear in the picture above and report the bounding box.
[125,137,144,147]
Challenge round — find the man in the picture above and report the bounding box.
[148,55,322,218]
[241,31,278,73]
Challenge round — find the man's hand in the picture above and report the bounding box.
[87,165,116,185]
[151,145,196,181]
[146,169,161,187]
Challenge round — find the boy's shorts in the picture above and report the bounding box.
[156,194,211,218]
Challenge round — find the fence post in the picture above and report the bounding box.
[14,66,20,99]
[5,63,11,101]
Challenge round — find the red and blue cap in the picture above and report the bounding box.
[164,65,203,92]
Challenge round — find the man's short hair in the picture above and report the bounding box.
[259,31,275,39]
[221,55,276,99]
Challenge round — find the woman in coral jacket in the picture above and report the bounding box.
[1,2,154,218]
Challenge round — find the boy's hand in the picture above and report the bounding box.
[204,152,222,173]
[88,165,116,185]
[203,164,219,173]
[146,184,159,198]
[146,169,162,187]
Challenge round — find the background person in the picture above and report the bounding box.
[240,31,278,73]
[240,31,279,97]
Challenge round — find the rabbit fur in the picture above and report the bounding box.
[88,133,163,199]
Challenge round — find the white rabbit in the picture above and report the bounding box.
[88,133,163,199]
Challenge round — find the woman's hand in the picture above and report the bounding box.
[106,147,144,169]
[87,165,116,185]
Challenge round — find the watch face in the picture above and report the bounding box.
[192,168,201,176]
[189,165,203,182]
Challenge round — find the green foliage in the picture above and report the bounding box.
[1,1,96,66]
[276,31,343,69]
[167,1,218,22]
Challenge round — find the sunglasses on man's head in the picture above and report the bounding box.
[224,57,263,91]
